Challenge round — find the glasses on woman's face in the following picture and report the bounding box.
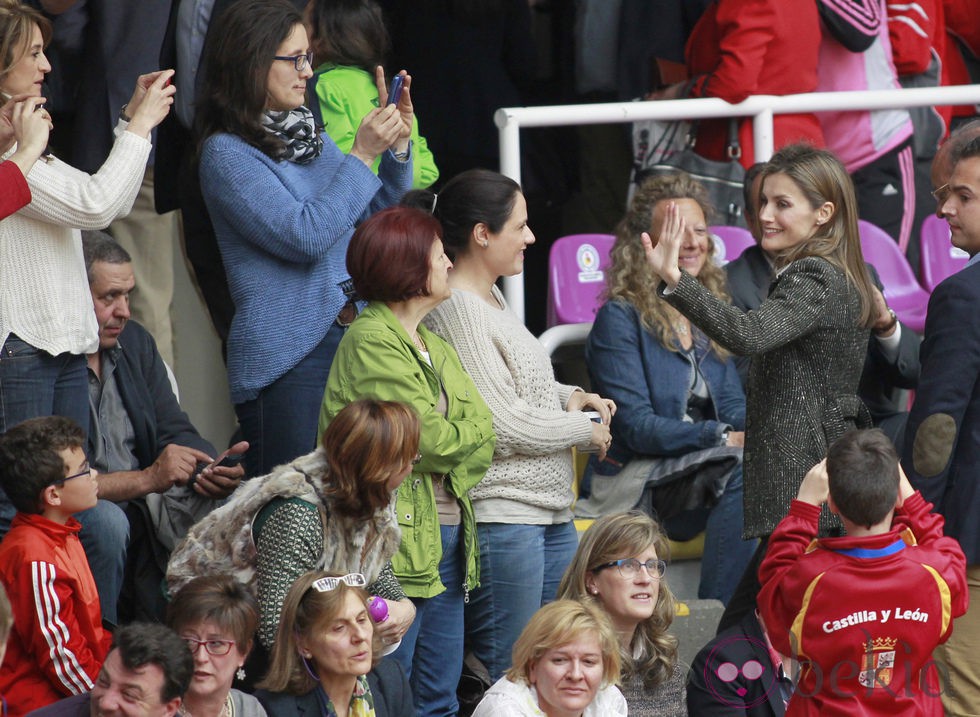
[273,51,313,72]
[595,557,667,580]
[182,636,236,657]
[310,573,367,593]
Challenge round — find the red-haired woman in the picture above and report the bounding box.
[320,205,495,717]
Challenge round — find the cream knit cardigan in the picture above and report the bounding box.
[0,127,150,356]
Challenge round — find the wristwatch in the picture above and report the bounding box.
[875,308,898,336]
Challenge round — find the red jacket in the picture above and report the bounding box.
[0,514,111,717]
[685,0,825,167]
[0,162,30,220]
[759,493,968,716]
[943,0,980,118]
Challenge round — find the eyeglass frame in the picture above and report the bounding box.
[182,636,237,657]
[594,557,667,579]
[931,183,950,204]
[49,461,93,487]
[310,573,367,593]
[273,51,314,72]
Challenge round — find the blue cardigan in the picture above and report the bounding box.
[199,131,412,403]
[585,298,746,465]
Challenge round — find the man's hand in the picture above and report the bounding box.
[142,443,213,494]
[193,440,249,499]
[797,459,829,506]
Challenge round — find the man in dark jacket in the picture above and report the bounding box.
[79,231,246,624]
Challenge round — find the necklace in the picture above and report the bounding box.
[178,694,233,717]
[412,332,427,352]
[674,321,689,336]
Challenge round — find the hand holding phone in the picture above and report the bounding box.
[387,74,405,105]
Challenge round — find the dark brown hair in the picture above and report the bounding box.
[827,429,900,529]
[346,205,443,302]
[321,398,420,519]
[0,416,84,514]
[308,0,388,73]
[197,0,304,158]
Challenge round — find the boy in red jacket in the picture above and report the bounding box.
[0,417,111,717]
[758,428,967,716]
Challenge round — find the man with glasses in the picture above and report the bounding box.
[0,416,112,717]
[29,623,194,717]
[78,231,248,627]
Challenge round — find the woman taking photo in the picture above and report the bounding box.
[196,0,414,476]
[644,144,876,621]
[166,575,267,717]
[405,169,614,681]
[167,399,419,678]
[581,173,753,605]
[558,511,685,717]
[320,205,495,717]
[0,0,173,531]
[471,599,626,717]
[256,570,412,717]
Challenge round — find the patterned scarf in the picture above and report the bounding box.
[261,106,323,164]
[314,675,376,717]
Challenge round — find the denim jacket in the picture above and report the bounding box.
[585,299,746,474]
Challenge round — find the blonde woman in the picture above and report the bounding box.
[558,512,684,717]
[582,172,754,604]
[472,600,626,717]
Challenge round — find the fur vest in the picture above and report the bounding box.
[166,448,401,596]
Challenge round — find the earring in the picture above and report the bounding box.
[481,241,489,248]
[236,666,246,681]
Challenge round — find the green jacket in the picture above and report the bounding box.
[312,63,440,190]
[319,302,495,598]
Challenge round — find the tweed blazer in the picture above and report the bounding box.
[664,256,870,537]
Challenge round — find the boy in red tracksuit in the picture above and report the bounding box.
[758,428,967,716]
[0,417,111,717]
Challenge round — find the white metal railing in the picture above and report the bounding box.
[497,84,980,323]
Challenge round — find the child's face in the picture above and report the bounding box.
[51,446,98,515]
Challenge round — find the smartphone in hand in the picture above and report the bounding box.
[387,74,405,105]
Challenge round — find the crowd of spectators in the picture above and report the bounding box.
[2,0,980,716]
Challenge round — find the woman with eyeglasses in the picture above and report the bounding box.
[196,0,414,477]
[255,570,412,717]
[557,511,686,717]
[167,398,420,686]
[166,575,267,717]
[319,205,495,717]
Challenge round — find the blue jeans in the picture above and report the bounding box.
[391,524,464,717]
[0,335,88,535]
[76,499,129,626]
[465,521,579,681]
[235,323,345,477]
[664,465,756,605]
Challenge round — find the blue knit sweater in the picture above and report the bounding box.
[199,132,412,403]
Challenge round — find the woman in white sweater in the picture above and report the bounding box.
[0,0,174,534]
[411,169,615,682]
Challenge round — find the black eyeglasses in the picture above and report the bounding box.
[595,558,667,580]
[182,637,236,657]
[49,462,92,487]
[273,51,313,72]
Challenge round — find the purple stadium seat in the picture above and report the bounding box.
[858,220,929,333]
[710,225,756,263]
[919,214,970,292]
[546,234,616,327]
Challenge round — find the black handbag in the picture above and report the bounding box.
[633,118,747,227]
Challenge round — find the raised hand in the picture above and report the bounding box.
[125,69,176,138]
[642,200,685,287]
